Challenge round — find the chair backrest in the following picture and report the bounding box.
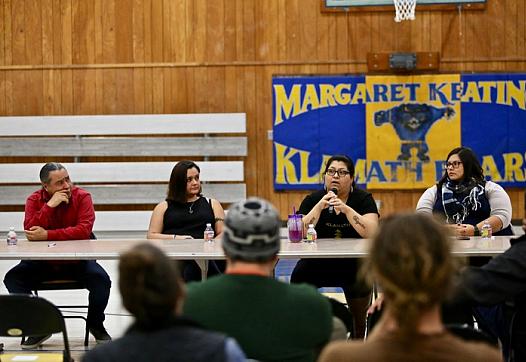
[445,323,498,346]
[0,294,72,361]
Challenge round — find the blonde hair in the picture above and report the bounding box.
[365,213,457,335]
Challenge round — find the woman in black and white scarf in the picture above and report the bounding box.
[417,147,513,238]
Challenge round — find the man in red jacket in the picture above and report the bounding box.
[3,162,112,349]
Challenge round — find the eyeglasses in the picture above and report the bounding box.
[444,161,463,169]
[326,169,351,177]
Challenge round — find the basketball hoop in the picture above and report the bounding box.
[394,0,416,22]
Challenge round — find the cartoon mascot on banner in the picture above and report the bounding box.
[374,103,455,161]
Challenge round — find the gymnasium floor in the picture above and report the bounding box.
[0,258,346,360]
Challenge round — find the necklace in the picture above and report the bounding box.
[188,200,197,214]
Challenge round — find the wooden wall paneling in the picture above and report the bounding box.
[162,0,174,62]
[72,69,93,114]
[42,69,56,114]
[41,0,54,67]
[440,11,463,70]
[170,68,188,114]
[223,0,237,62]
[26,70,43,115]
[150,0,163,62]
[58,0,73,115]
[224,66,238,112]
[52,69,63,114]
[241,0,255,61]
[184,67,195,113]
[131,0,145,62]
[243,65,257,197]
[60,0,72,65]
[234,67,244,112]
[316,4,329,61]
[206,0,225,62]
[207,67,226,113]
[51,0,62,64]
[11,0,25,65]
[255,66,274,203]
[192,0,207,63]
[276,0,287,61]
[395,19,412,52]
[0,69,4,115]
[0,70,4,115]
[335,9,349,60]
[115,61,135,116]
[489,0,505,71]
[193,67,208,112]
[3,0,13,66]
[115,0,133,63]
[284,0,300,61]
[72,0,91,64]
[411,10,425,51]
[140,0,151,63]
[0,0,5,114]
[0,0,4,66]
[132,68,145,114]
[152,67,164,113]
[131,0,145,114]
[173,0,186,62]
[23,0,43,115]
[254,0,275,62]
[356,12,374,60]
[163,67,174,114]
[101,0,116,114]
[518,2,526,61]
[184,0,196,62]
[60,69,73,115]
[299,0,317,61]
[101,68,116,114]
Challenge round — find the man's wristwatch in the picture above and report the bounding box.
[473,225,480,236]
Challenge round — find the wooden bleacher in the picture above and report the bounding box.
[0,114,247,237]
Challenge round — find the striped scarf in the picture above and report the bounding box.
[441,178,485,224]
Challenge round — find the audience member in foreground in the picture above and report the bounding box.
[82,243,245,362]
[448,218,526,362]
[183,197,333,362]
[4,162,111,348]
[291,155,379,338]
[319,213,502,362]
[147,160,226,281]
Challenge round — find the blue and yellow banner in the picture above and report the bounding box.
[273,74,526,190]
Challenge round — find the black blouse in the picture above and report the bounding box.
[162,197,215,239]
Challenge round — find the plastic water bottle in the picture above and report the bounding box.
[204,223,215,242]
[306,224,317,243]
[6,227,17,246]
[481,220,492,239]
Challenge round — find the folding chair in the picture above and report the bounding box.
[33,280,90,346]
[0,294,73,362]
[29,232,98,347]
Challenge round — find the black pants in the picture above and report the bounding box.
[181,260,225,282]
[4,260,111,327]
[290,258,370,302]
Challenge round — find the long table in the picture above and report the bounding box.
[0,236,514,280]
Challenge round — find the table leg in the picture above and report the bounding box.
[195,259,209,280]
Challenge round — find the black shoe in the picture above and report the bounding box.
[21,335,52,349]
[89,326,112,344]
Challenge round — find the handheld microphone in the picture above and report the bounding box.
[328,188,337,214]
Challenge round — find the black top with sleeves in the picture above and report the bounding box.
[299,188,379,239]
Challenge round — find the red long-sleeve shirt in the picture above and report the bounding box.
[24,186,95,241]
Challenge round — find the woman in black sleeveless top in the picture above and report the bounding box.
[147,160,226,281]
